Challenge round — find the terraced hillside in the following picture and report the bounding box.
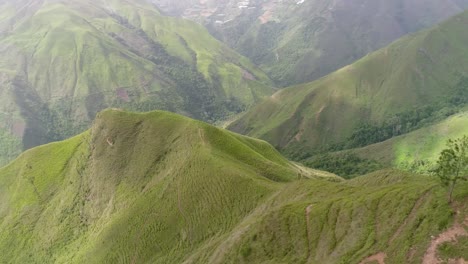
[0,0,274,165]
[229,11,468,158]
[153,0,468,86]
[0,109,466,263]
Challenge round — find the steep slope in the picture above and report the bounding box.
[0,109,303,263]
[191,171,467,264]
[343,111,468,174]
[303,111,468,178]
[229,11,468,158]
[0,0,274,165]
[153,0,468,86]
[0,109,466,263]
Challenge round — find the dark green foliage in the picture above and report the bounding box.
[0,129,22,165]
[305,153,383,179]
[435,136,468,202]
[281,140,345,161]
[347,77,468,148]
[449,77,468,106]
[237,22,286,65]
[111,27,242,122]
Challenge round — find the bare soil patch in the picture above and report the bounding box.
[359,252,387,264]
[422,217,468,264]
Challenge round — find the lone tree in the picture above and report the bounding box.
[435,136,468,203]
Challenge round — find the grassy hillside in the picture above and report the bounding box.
[0,109,466,263]
[302,111,468,178]
[154,0,468,87]
[229,11,468,159]
[342,111,468,174]
[193,171,466,264]
[0,0,274,166]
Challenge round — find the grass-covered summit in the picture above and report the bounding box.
[0,0,274,165]
[0,109,466,263]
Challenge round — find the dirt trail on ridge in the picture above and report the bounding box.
[422,216,468,264]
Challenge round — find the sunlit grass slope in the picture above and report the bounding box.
[345,111,468,173]
[0,0,274,166]
[229,11,468,155]
[191,170,461,264]
[0,109,465,263]
[0,109,308,263]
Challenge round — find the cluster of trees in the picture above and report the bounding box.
[0,129,22,165]
[347,105,440,148]
[287,77,468,164]
[108,19,244,123]
[304,153,382,179]
[347,77,468,148]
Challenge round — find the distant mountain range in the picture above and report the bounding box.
[229,10,468,160]
[0,0,274,165]
[153,0,468,86]
[0,2,467,262]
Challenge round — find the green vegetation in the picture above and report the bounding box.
[0,0,275,166]
[0,109,465,263]
[435,136,468,202]
[438,237,468,260]
[0,129,22,166]
[304,153,383,179]
[346,77,468,148]
[341,111,468,175]
[198,0,468,86]
[229,11,468,160]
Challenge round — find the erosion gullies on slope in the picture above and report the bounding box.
[0,0,275,166]
[229,10,468,160]
[154,0,468,87]
[0,109,466,263]
[0,109,304,263]
[188,170,466,264]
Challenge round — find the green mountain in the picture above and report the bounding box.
[342,111,468,174]
[0,109,466,263]
[153,0,468,86]
[303,111,468,178]
[229,10,468,159]
[0,0,274,165]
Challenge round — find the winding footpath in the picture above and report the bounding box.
[422,216,468,264]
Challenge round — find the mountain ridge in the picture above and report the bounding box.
[229,10,468,158]
[0,109,465,263]
[0,0,274,165]
[153,0,468,86]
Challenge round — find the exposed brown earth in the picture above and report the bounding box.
[359,252,387,264]
[422,217,468,264]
